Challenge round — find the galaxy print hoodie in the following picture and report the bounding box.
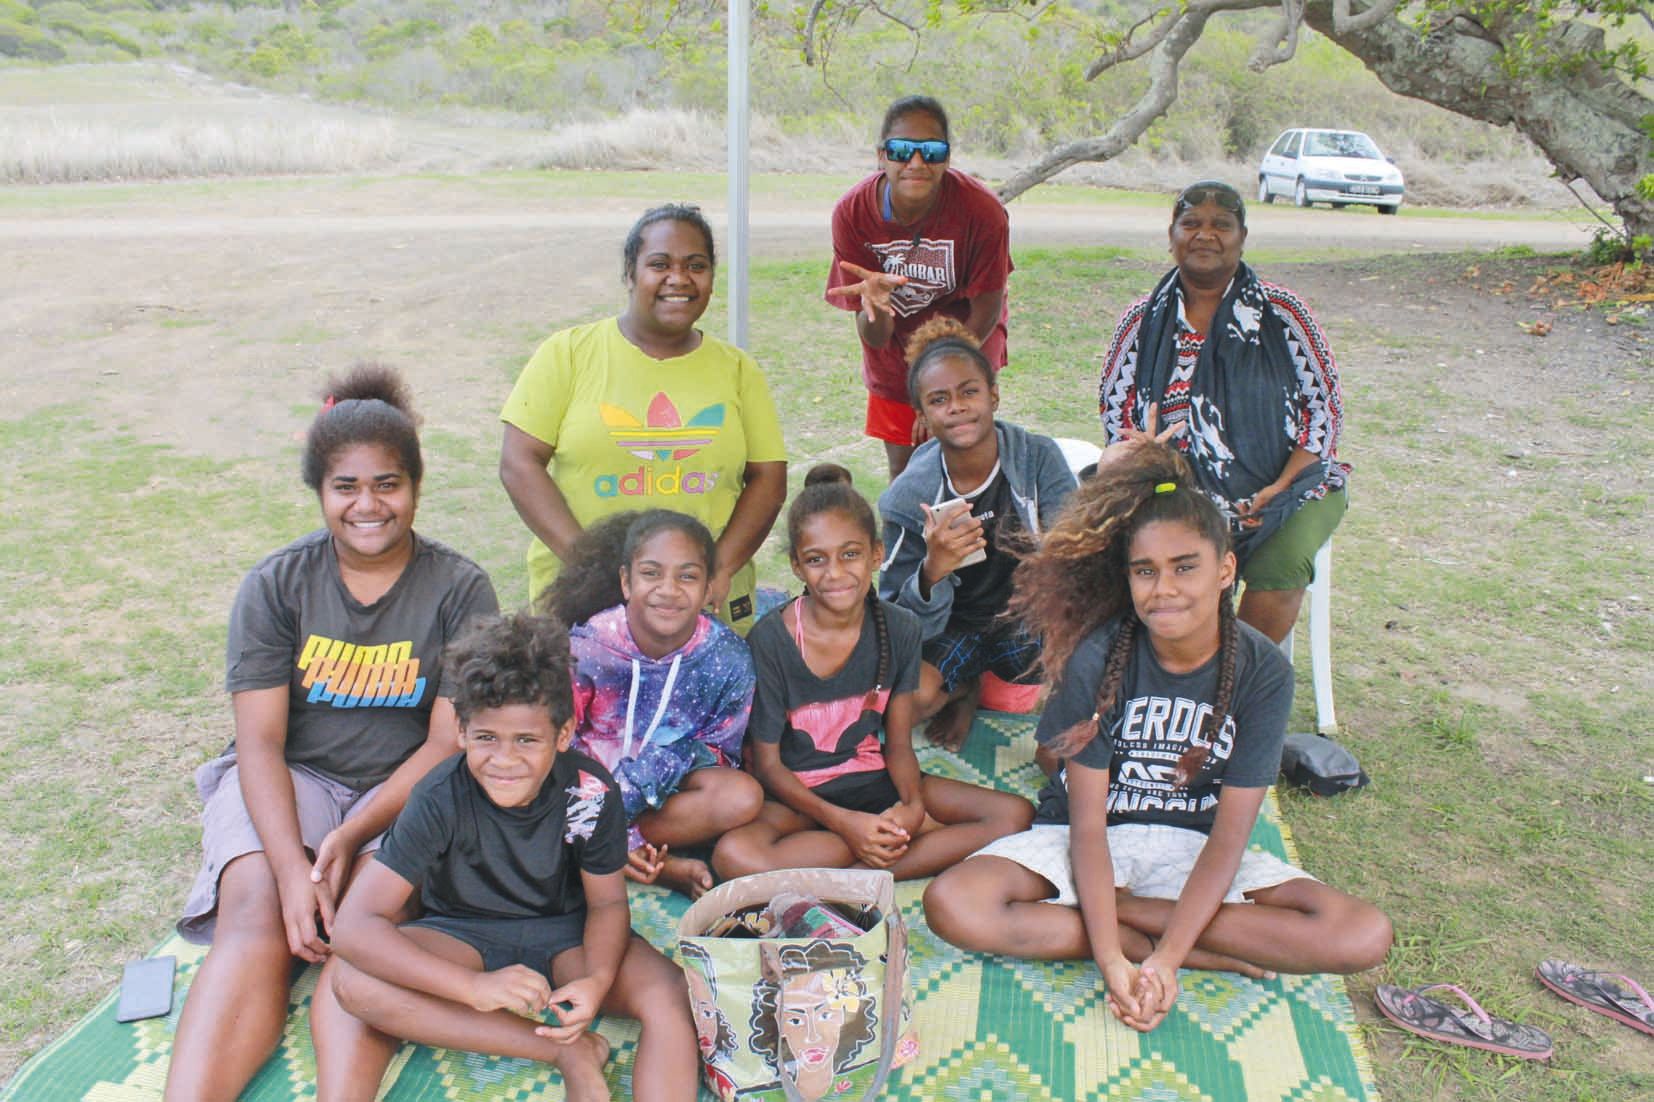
[569,605,754,850]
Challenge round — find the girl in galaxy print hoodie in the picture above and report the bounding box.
[554,510,763,898]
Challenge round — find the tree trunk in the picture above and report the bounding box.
[1305,4,1651,242]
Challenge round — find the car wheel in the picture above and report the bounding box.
[1257,176,1273,204]
[1293,178,1310,208]
[1378,202,1399,216]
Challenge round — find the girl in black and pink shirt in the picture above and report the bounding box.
[712,465,1030,880]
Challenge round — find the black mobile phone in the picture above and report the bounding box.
[115,955,177,1023]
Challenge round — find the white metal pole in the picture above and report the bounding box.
[727,0,750,349]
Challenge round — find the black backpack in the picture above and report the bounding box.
[1279,732,1370,796]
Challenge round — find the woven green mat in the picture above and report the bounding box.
[4,711,1379,1101]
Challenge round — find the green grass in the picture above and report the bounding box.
[3,230,1651,1102]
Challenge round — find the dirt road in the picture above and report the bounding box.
[0,178,1596,463]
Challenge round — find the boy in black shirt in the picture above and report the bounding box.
[330,612,697,1102]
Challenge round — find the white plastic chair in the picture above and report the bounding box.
[1053,436,1102,477]
[1279,540,1338,735]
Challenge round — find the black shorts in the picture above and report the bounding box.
[816,770,902,815]
[405,909,588,983]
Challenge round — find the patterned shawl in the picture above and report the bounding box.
[1131,261,1337,566]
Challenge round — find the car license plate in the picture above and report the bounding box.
[1349,185,1379,196]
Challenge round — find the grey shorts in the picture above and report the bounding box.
[177,751,384,944]
[971,821,1313,907]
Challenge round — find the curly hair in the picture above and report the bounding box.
[300,363,422,491]
[537,512,640,627]
[1008,442,1236,782]
[786,464,891,707]
[443,612,574,729]
[539,510,717,629]
[622,203,716,284]
[902,315,994,412]
[749,942,877,1076]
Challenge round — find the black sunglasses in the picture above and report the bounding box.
[1175,181,1245,218]
[881,138,951,164]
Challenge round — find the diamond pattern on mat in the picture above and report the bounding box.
[1092,1054,1212,1101]
[1280,972,1358,1026]
[903,899,975,997]
[1003,956,1109,1027]
[1284,1076,1366,1102]
[895,1038,1064,1102]
[437,1052,552,1099]
[1179,971,1280,1042]
[914,745,997,786]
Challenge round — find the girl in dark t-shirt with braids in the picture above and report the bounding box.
[712,465,1031,881]
[923,441,1391,1034]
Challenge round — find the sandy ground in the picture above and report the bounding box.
[0,178,1602,467]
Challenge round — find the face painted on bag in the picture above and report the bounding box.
[780,970,850,1077]
[686,965,726,1061]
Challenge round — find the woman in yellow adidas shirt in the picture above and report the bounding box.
[499,204,788,633]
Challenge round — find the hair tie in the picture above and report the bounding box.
[1154,481,1177,495]
[320,394,337,413]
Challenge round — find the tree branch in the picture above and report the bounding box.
[1563,177,1627,239]
[803,0,829,66]
[1001,9,1215,201]
[1250,0,1305,72]
[1331,0,1400,34]
[804,0,921,69]
[1084,10,1183,80]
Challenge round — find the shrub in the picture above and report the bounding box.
[0,20,67,60]
[240,21,322,78]
[1586,228,1638,265]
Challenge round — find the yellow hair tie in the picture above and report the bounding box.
[1154,481,1177,495]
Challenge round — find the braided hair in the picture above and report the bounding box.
[1008,442,1237,783]
[786,464,891,708]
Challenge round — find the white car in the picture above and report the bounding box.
[1257,128,1404,214]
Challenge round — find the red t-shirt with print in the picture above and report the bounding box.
[826,168,1012,402]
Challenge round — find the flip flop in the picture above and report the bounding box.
[1374,983,1553,1060]
[1536,959,1654,1037]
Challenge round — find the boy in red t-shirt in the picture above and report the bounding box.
[827,95,1013,478]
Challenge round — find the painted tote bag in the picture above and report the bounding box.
[676,868,919,1101]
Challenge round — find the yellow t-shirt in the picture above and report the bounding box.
[501,317,787,630]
